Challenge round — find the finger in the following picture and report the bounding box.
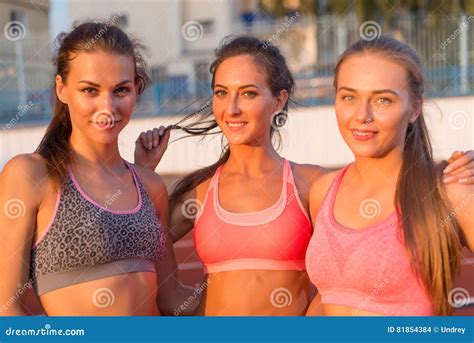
[160,127,171,148]
[136,131,146,144]
[459,176,474,185]
[158,126,166,137]
[137,132,148,148]
[446,150,463,164]
[146,130,153,150]
[152,128,160,148]
[444,151,470,174]
[444,168,473,183]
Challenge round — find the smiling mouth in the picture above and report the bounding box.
[351,129,378,140]
[91,120,122,130]
[226,121,247,131]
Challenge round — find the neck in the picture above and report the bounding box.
[226,142,282,176]
[70,131,124,170]
[351,148,404,187]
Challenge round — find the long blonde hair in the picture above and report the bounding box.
[334,36,465,315]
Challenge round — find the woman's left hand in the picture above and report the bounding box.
[443,150,474,184]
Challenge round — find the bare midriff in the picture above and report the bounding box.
[39,272,159,316]
[203,269,310,316]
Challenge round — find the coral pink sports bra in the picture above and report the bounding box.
[194,159,312,274]
[306,165,434,315]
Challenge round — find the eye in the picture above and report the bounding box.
[377,97,392,105]
[214,90,226,97]
[242,91,257,98]
[341,95,355,101]
[82,87,97,94]
[115,87,131,95]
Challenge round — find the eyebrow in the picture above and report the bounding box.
[338,86,399,96]
[78,80,133,87]
[214,84,260,90]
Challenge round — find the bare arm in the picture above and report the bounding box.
[0,154,46,316]
[137,168,200,315]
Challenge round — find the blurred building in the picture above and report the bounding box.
[0,0,51,123]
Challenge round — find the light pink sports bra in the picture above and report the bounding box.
[194,159,312,274]
[305,165,434,315]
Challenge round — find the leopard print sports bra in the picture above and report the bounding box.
[30,161,165,296]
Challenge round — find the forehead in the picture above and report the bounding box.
[67,51,135,83]
[214,54,268,86]
[337,53,409,92]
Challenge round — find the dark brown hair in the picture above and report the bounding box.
[334,36,464,315]
[169,36,295,205]
[36,21,151,186]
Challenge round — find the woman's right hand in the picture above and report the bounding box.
[134,126,171,171]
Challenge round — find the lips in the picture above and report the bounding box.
[226,121,247,131]
[351,129,378,140]
[91,120,122,129]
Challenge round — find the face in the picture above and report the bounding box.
[212,54,288,146]
[335,53,420,159]
[56,50,138,144]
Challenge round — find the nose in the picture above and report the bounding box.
[225,93,241,117]
[100,92,116,114]
[354,98,373,123]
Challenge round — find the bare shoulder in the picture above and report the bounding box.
[308,168,341,221]
[1,153,49,189]
[131,163,167,199]
[291,163,329,186]
[194,177,212,204]
[0,153,50,211]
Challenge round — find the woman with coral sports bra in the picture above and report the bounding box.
[135,36,473,316]
[0,22,195,316]
[305,36,473,316]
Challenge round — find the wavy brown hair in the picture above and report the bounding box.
[334,36,465,315]
[36,21,151,187]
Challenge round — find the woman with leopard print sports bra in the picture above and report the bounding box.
[0,22,195,316]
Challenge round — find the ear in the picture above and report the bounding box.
[408,97,423,123]
[55,75,67,103]
[135,77,143,96]
[275,89,289,112]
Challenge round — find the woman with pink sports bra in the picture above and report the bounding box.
[305,36,473,316]
[135,36,473,316]
[0,22,195,316]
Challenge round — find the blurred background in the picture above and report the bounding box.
[0,0,472,315]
